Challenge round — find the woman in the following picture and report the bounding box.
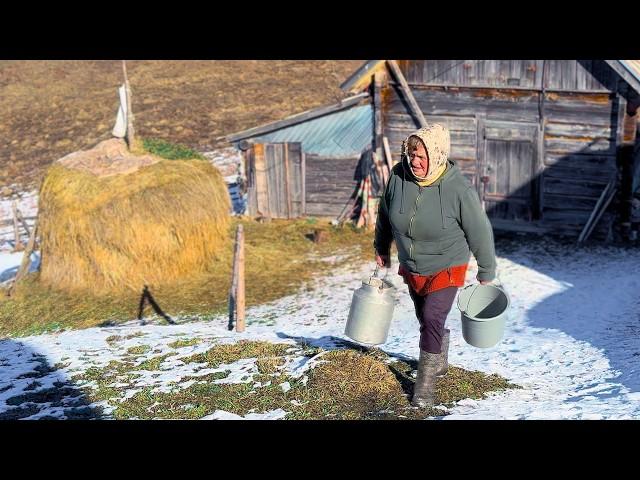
[374,123,496,407]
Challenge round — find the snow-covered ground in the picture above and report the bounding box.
[1,239,639,419]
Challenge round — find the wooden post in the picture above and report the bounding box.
[229,225,240,329]
[386,60,428,128]
[283,143,292,219]
[122,60,135,149]
[301,152,306,215]
[236,225,245,333]
[12,201,24,252]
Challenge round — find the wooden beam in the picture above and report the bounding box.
[253,144,270,218]
[382,136,394,170]
[577,177,616,244]
[340,60,386,92]
[605,60,640,96]
[283,143,292,219]
[386,60,428,128]
[373,71,383,155]
[301,152,306,215]
[622,109,638,145]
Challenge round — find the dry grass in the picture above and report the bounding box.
[0,217,377,337]
[37,140,231,293]
[299,350,411,419]
[0,60,363,191]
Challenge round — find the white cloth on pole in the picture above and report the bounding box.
[111,84,128,138]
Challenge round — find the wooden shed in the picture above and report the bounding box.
[225,93,373,218]
[342,60,640,241]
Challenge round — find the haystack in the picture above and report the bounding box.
[38,138,231,293]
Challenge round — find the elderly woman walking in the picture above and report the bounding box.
[374,123,497,407]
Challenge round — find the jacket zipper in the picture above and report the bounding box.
[408,187,424,261]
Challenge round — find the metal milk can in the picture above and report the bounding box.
[344,266,396,346]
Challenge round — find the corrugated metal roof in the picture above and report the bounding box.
[236,104,373,157]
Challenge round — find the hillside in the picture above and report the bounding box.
[0,60,363,191]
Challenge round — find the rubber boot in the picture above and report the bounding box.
[411,349,440,407]
[436,328,450,377]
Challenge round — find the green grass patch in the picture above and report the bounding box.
[126,345,151,355]
[137,353,176,371]
[0,218,378,338]
[168,338,201,349]
[105,335,123,346]
[181,340,292,369]
[73,341,519,420]
[141,138,207,161]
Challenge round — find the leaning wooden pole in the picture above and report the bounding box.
[386,60,428,128]
[122,60,135,149]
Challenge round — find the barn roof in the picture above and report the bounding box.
[224,92,373,157]
[341,60,640,96]
[339,60,386,92]
[602,60,640,97]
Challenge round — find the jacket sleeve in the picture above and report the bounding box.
[459,186,496,282]
[374,176,394,256]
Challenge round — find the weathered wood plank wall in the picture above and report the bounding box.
[246,143,304,218]
[398,60,616,92]
[304,155,360,216]
[382,60,624,237]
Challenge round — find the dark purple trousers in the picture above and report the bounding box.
[408,286,458,354]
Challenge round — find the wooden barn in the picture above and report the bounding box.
[224,93,373,218]
[226,60,640,242]
[343,60,640,241]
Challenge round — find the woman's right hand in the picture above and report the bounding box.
[375,252,390,267]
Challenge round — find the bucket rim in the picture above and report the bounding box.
[457,283,510,322]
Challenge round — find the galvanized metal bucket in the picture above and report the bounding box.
[457,280,510,349]
[344,265,395,346]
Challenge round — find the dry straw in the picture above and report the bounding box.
[38,139,231,294]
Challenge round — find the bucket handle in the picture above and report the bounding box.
[460,271,507,314]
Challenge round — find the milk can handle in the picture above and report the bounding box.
[372,261,391,280]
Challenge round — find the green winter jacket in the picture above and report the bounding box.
[374,130,496,282]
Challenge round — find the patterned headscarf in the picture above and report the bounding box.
[401,123,450,186]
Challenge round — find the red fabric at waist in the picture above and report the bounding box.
[398,263,468,296]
